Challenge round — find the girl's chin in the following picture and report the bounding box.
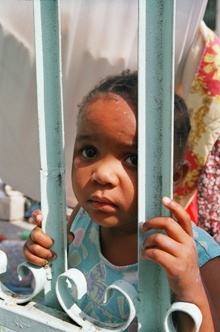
[87,211,120,228]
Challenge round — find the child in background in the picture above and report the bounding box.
[23,71,220,331]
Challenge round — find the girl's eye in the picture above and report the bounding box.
[81,147,97,158]
[126,154,137,166]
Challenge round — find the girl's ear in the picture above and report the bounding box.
[173,160,190,191]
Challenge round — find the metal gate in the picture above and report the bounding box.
[0,1,202,331]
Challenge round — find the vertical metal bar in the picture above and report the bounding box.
[33,0,67,309]
[217,0,220,36]
[138,0,175,330]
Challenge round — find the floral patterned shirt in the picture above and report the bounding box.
[198,136,220,239]
[68,208,220,331]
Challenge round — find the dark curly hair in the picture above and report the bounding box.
[174,93,191,165]
[78,70,137,117]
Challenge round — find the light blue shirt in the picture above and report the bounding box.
[68,208,220,331]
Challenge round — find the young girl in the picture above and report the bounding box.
[23,71,220,331]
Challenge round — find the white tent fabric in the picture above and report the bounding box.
[0,0,207,207]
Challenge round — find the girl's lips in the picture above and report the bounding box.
[88,199,117,212]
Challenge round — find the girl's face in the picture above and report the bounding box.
[72,93,137,232]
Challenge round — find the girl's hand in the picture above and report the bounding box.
[141,197,202,302]
[23,206,78,266]
[23,210,56,266]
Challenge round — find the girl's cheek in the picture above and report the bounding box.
[73,157,81,169]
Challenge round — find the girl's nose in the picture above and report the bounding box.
[91,161,119,186]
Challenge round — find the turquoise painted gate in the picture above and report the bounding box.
[0,1,202,331]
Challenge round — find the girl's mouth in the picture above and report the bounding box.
[88,198,117,212]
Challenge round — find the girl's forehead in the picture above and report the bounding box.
[79,93,136,123]
[77,95,137,141]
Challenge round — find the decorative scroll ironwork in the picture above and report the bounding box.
[0,254,202,331]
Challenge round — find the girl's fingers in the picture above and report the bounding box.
[67,232,75,244]
[31,227,54,248]
[24,236,57,266]
[31,210,44,226]
[142,231,197,266]
[141,197,193,240]
[141,245,177,275]
[23,227,56,266]
[141,216,190,243]
[23,243,56,266]
[142,232,181,257]
[162,197,193,236]
[23,245,49,266]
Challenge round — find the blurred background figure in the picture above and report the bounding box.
[197,136,220,243]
